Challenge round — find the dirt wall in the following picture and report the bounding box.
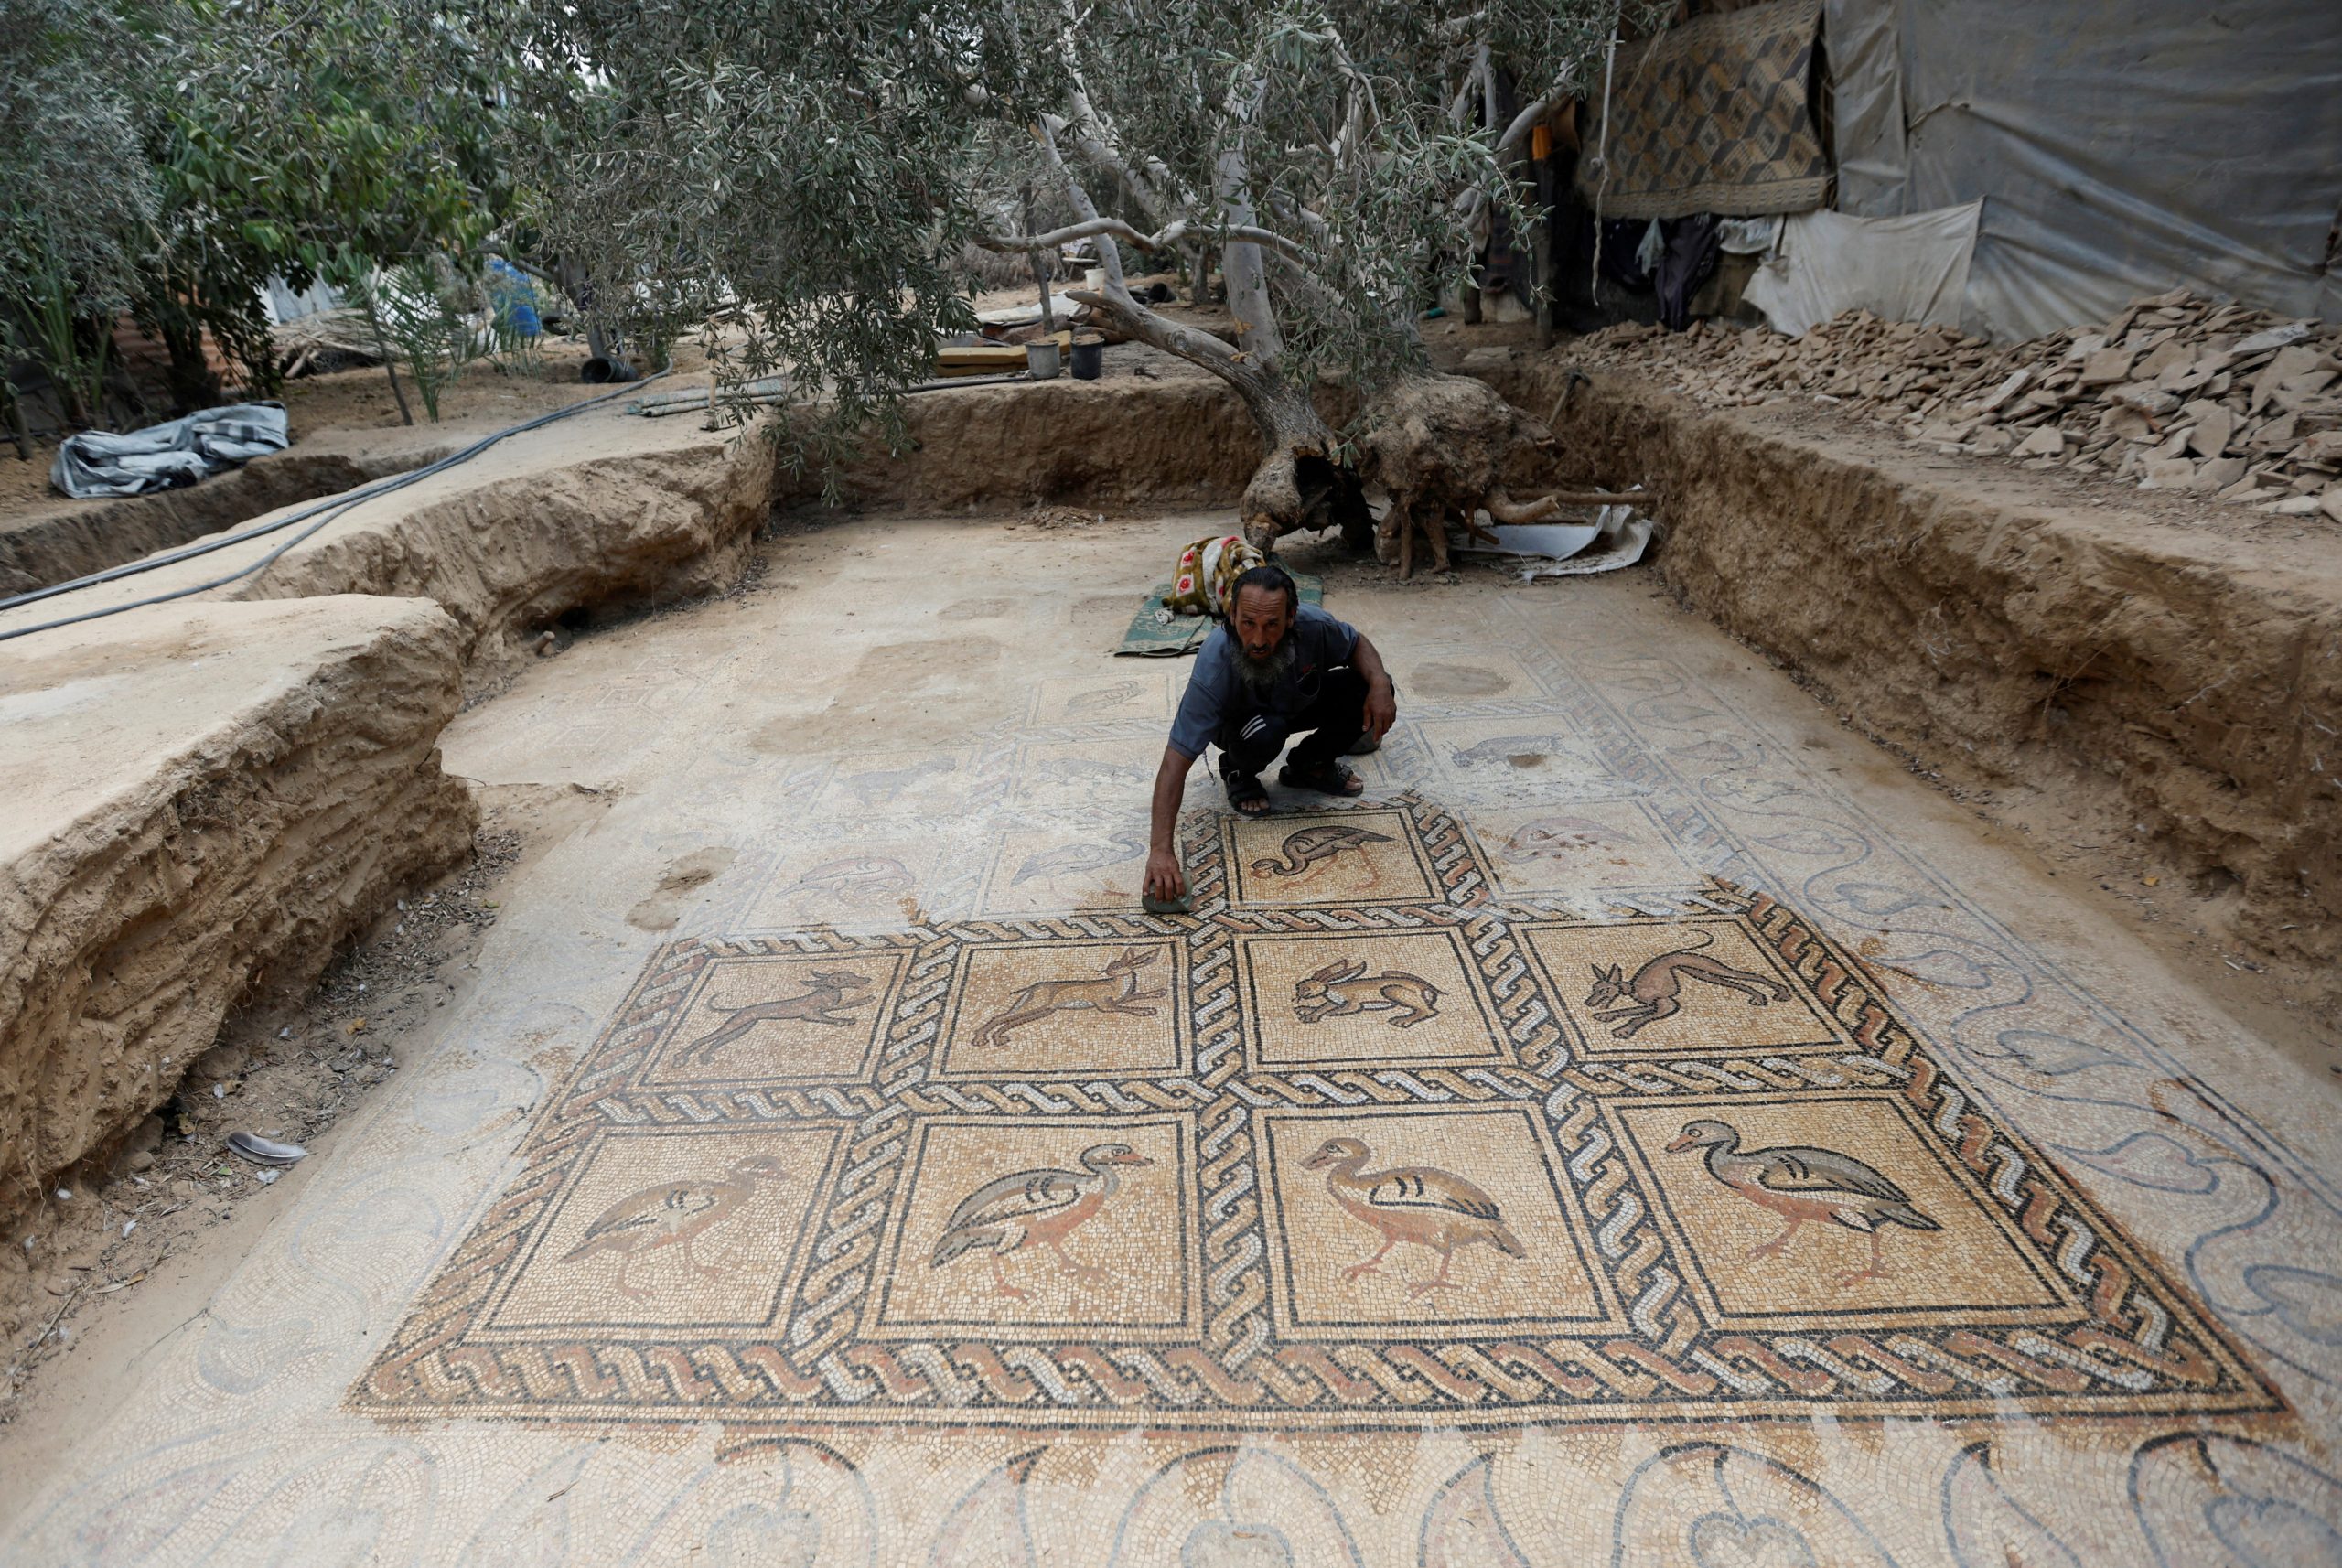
[804,361,1259,513]
[1474,349,2342,1011]
[220,438,779,674]
[0,597,477,1215]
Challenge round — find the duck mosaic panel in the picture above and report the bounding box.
[353,793,2278,1431]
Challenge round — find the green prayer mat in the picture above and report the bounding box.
[1112,573,1324,657]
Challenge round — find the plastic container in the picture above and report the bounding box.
[580,356,639,384]
[1069,336,1104,380]
[1025,340,1062,380]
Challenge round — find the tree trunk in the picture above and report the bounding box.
[1357,371,1574,580]
[159,315,222,414]
[361,293,415,426]
[1021,185,1056,333]
[1076,284,1364,553]
[3,385,30,460]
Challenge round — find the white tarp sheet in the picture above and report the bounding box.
[1742,202,1981,338]
[1823,0,2342,340]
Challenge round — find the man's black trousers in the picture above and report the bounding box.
[1213,665,1370,779]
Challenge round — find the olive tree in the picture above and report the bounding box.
[0,0,157,431]
[510,0,1650,565]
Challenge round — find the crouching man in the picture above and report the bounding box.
[1143,565,1398,903]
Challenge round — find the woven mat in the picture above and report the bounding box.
[1578,0,1829,221]
[1112,573,1324,657]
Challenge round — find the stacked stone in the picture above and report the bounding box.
[1574,288,2342,520]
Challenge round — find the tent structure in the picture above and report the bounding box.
[1568,0,2342,339]
[1827,0,2342,339]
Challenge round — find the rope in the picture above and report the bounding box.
[1589,13,1621,303]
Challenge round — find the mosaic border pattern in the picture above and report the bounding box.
[352,797,2281,1432]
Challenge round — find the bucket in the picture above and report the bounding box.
[580,356,639,384]
[1069,336,1104,381]
[1026,340,1062,380]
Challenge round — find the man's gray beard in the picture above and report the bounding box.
[1234,639,1295,696]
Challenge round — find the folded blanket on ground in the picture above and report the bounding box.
[1115,569,1324,657]
[51,402,291,499]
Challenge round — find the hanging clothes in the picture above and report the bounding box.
[1655,215,1724,330]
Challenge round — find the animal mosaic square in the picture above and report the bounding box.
[1519,914,1846,1056]
[1236,929,1509,1069]
[640,950,910,1086]
[354,797,2278,1431]
[936,938,1188,1077]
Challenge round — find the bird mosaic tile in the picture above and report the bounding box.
[1219,804,1475,907]
[353,795,2278,1432]
[866,1115,1198,1338]
[979,820,1153,914]
[1476,798,1711,900]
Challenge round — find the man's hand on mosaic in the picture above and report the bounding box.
[1362,673,1397,742]
[1144,846,1187,902]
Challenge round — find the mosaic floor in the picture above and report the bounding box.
[7,517,2337,1563]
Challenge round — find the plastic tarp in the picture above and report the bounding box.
[1742,201,1981,338]
[1823,0,2342,340]
[50,403,289,499]
[1821,0,1907,216]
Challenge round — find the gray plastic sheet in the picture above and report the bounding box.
[50,403,290,499]
[1825,0,2342,340]
[1743,201,1980,338]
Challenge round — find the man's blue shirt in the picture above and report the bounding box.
[1166,604,1359,759]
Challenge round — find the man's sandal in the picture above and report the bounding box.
[1223,769,1271,816]
[1279,758,1364,797]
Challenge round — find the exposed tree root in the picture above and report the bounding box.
[1354,372,1567,578]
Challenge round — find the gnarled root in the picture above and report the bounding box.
[1485,487,1564,525]
[1358,373,1552,579]
[1241,443,1370,554]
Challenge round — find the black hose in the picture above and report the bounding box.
[0,370,671,644]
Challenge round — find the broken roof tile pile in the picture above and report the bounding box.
[1574,289,2342,521]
